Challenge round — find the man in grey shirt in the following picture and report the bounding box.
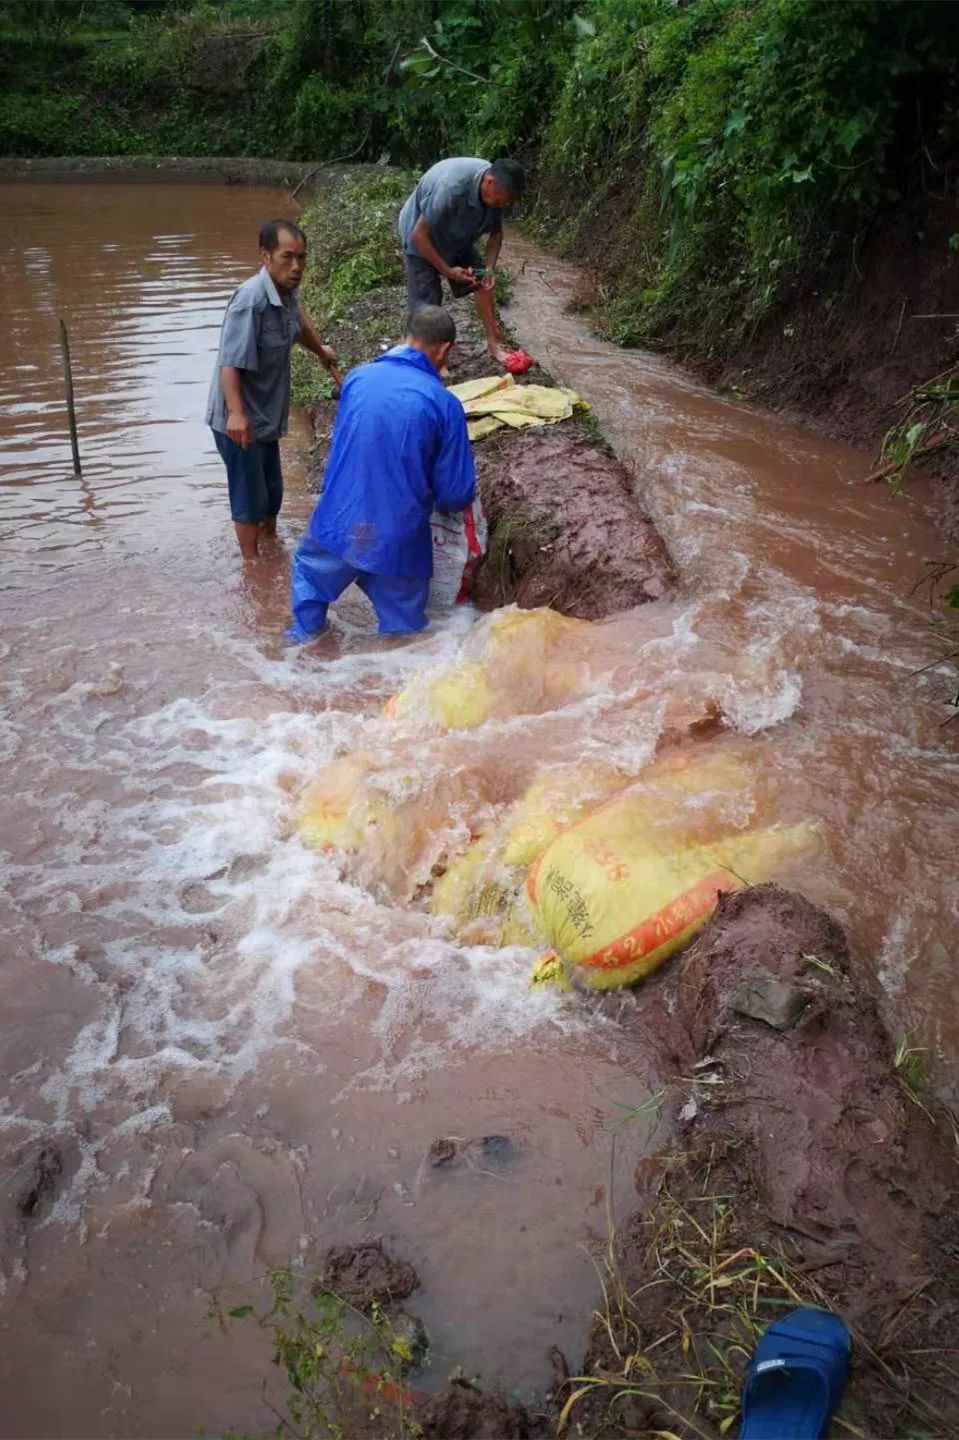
[207,219,336,559]
[398,157,525,367]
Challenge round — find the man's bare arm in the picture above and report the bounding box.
[411,217,477,288]
[297,307,336,367]
[220,366,251,448]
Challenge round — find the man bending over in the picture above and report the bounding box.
[287,306,476,639]
[398,156,525,367]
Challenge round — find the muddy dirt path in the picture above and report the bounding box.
[0,180,957,1438]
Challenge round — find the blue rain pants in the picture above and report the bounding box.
[287,537,430,640]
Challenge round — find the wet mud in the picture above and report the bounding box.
[322,1238,419,1309]
[473,425,673,617]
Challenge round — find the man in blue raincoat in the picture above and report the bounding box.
[287,306,476,639]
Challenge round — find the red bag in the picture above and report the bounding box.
[504,350,533,375]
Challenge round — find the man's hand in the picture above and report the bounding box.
[318,343,337,368]
[447,265,478,289]
[479,270,496,292]
[227,408,251,449]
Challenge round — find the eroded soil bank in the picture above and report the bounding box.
[569,885,959,1439]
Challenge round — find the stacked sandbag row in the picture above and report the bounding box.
[296,608,819,990]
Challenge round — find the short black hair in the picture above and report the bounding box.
[489,158,526,199]
[406,304,456,345]
[259,219,307,251]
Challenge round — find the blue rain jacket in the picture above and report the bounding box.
[309,346,477,579]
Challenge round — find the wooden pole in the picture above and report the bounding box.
[58,316,81,475]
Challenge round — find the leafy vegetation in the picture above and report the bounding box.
[215,1266,423,1440]
[291,167,415,404]
[534,0,959,354]
[3,0,959,371]
[0,0,580,165]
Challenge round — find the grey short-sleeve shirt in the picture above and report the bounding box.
[398,157,502,263]
[206,268,301,443]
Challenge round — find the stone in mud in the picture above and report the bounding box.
[729,970,810,1030]
[429,1137,458,1168]
[473,425,673,620]
[391,1308,429,1371]
[428,1135,514,1171]
[320,1238,419,1310]
[17,1142,63,1219]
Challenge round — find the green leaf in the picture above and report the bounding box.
[228,1305,254,1319]
[943,585,959,609]
[724,108,748,138]
[790,167,813,184]
[838,114,869,154]
[949,234,959,254]
[572,14,596,38]
[399,50,435,74]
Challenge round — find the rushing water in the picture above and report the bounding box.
[0,179,957,1438]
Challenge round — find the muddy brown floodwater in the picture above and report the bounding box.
[0,180,957,1439]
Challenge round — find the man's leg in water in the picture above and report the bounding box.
[234,521,259,558]
[213,430,278,560]
[287,538,359,641]
[357,571,430,635]
[259,442,284,540]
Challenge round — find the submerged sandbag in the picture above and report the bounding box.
[430,835,537,948]
[500,762,631,868]
[297,752,381,851]
[527,790,819,989]
[386,606,594,732]
[429,760,628,946]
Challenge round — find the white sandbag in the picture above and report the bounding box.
[429,497,488,610]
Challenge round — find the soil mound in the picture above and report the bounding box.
[321,1238,419,1310]
[473,425,673,619]
[419,1379,548,1439]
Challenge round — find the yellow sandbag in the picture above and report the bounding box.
[492,409,544,430]
[501,762,631,868]
[298,752,382,851]
[386,607,593,732]
[431,836,537,948]
[449,376,588,441]
[463,386,577,421]
[527,801,818,989]
[467,415,503,442]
